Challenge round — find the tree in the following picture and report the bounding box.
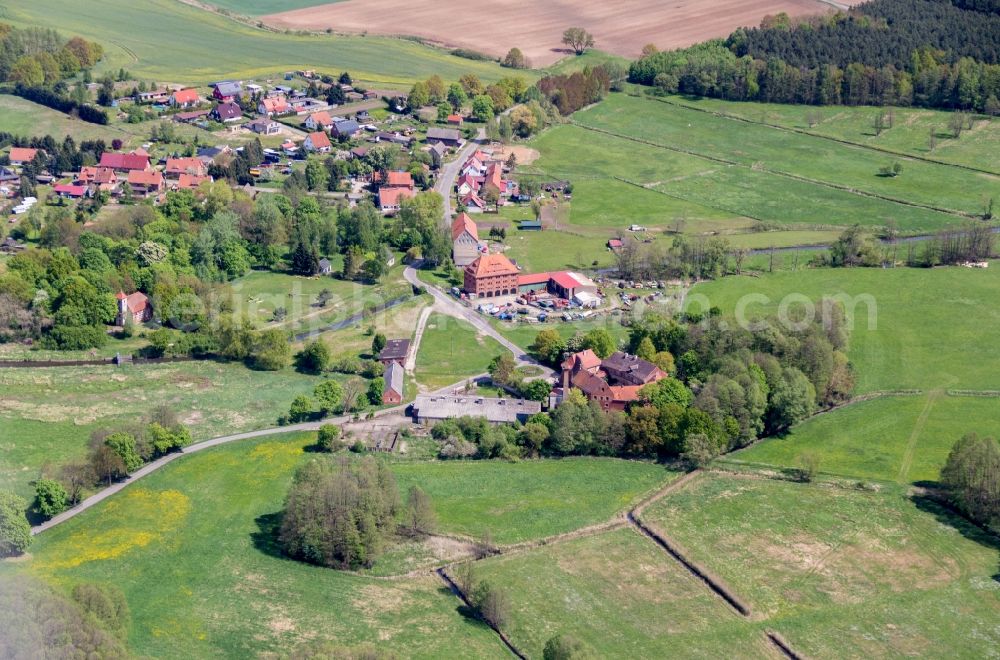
[0,491,32,556]
[562,27,595,55]
[459,73,483,96]
[71,583,130,641]
[471,94,495,122]
[531,329,566,364]
[367,378,384,405]
[104,432,143,474]
[288,395,314,422]
[402,485,437,537]
[521,379,552,402]
[681,433,718,468]
[635,336,656,361]
[296,340,331,374]
[544,634,591,660]
[502,48,528,69]
[305,159,329,192]
[940,433,1000,530]
[317,424,342,452]
[371,333,387,356]
[251,328,291,370]
[582,328,616,358]
[34,479,68,519]
[447,83,467,111]
[488,352,517,385]
[641,43,659,57]
[314,380,344,415]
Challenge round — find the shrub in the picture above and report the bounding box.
[316,424,342,452]
[0,490,32,556]
[34,479,68,518]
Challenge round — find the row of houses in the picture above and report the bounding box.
[51,150,212,200]
[455,150,518,213]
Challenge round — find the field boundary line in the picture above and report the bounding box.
[436,567,528,659]
[766,630,806,660]
[897,389,941,483]
[571,122,977,220]
[649,94,1000,178]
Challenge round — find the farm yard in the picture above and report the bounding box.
[262,0,861,66]
[2,0,514,86]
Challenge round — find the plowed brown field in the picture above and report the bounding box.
[264,0,857,67]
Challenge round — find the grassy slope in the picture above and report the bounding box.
[4,0,517,86]
[392,458,675,544]
[413,313,503,390]
[200,0,334,15]
[668,94,1000,173]
[642,474,1000,657]
[691,266,1000,393]
[9,433,506,659]
[0,362,324,500]
[472,527,778,658]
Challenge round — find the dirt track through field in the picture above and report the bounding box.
[263,0,861,66]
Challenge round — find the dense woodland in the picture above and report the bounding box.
[0,24,102,86]
[630,0,1000,111]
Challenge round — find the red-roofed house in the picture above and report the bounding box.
[447,114,463,126]
[170,88,201,108]
[384,171,414,189]
[559,349,666,412]
[304,131,332,153]
[451,212,481,267]
[53,184,88,199]
[378,186,415,215]
[116,291,152,326]
[8,147,41,167]
[456,173,480,197]
[304,111,334,131]
[460,191,487,213]
[76,166,119,193]
[608,238,624,250]
[126,170,165,196]
[164,157,207,179]
[175,173,212,190]
[100,152,150,172]
[463,253,519,298]
[258,96,290,116]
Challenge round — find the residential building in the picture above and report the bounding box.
[99,152,150,172]
[116,290,153,326]
[447,114,463,126]
[126,170,165,196]
[560,349,667,412]
[258,96,289,116]
[411,395,541,425]
[332,119,360,139]
[246,119,281,135]
[170,88,201,108]
[460,191,487,213]
[173,109,210,124]
[378,339,411,366]
[451,212,482,267]
[464,253,519,298]
[76,166,119,193]
[304,131,332,153]
[378,186,414,215]
[305,111,333,131]
[383,362,405,405]
[425,127,462,146]
[212,102,242,123]
[213,81,242,102]
[175,173,211,190]
[383,171,413,189]
[164,157,207,179]
[8,147,41,167]
[52,184,88,198]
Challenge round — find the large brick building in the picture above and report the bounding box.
[560,349,668,412]
[463,253,519,298]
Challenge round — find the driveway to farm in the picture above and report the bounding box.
[403,264,553,377]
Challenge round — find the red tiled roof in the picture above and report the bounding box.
[461,191,486,208]
[562,349,602,373]
[9,147,38,163]
[78,166,117,184]
[177,173,211,189]
[306,131,331,150]
[517,272,550,286]
[378,186,415,208]
[172,88,200,104]
[124,291,150,313]
[451,212,478,241]
[165,157,206,176]
[100,152,150,171]
[309,111,333,126]
[53,184,87,197]
[127,170,164,187]
[549,271,583,290]
[261,96,289,114]
[385,171,413,188]
[466,253,518,278]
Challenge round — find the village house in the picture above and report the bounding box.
[136,89,169,104]
[116,290,153,326]
[8,147,42,168]
[304,131,332,153]
[304,111,334,131]
[451,212,482,267]
[175,173,211,190]
[460,191,487,213]
[447,114,463,126]
[173,109,210,124]
[211,102,242,123]
[76,166,119,194]
[100,152,150,172]
[213,81,242,103]
[258,96,290,116]
[378,186,415,215]
[126,170,165,197]
[170,88,201,108]
[382,361,405,405]
[246,118,281,135]
[378,339,411,366]
[464,252,519,298]
[426,127,462,147]
[382,170,414,190]
[318,258,333,274]
[52,184,88,199]
[412,395,541,425]
[332,119,360,139]
[559,349,667,412]
[164,157,207,179]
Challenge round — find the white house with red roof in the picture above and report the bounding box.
[304,131,332,153]
[164,157,207,179]
[8,147,42,167]
[378,186,415,215]
[116,291,153,326]
[451,212,483,267]
[170,88,201,108]
[258,96,290,116]
[304,111,334,131]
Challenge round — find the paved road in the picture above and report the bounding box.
[404,265,554,377]
[434,128,485,221]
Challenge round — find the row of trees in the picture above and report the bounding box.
[941,432,999,533]
[819,223,995,268]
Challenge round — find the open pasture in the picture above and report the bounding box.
[413,313,503,390]
[690,265,1000,393]
[642,473,1000,657]
[263,0,855,67]
[471,527,778,658]
[3,0,514,86]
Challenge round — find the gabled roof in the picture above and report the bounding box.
[333,119,359,135]
[214,81,242,96]
[8,147,39,163]
[120,291,151,313]
[379,338,411,361]
[378,186,415,208]
[385,171,413,188]
[466,253,518,278]
[562,349,602,373]
[165,157,206,176]
[601,351,664,384]
[78,166,117,184]
[451,212,478,241]
[306,131,332,150]
[53,184,87,197]
[100,152,150,171]
[308,111,333,126]
[384,361,405,395]
[460,191,486,208]
[426,127,461,142]
[172,88,200,104]
[127,170,164,187]
[213,102,242,120]
[177,173,211,189]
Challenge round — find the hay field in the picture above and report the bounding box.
[264,0,860,66]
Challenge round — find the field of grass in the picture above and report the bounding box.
[413,313,503,390]
[391,458,674,544]
[727,392,1000,484]
[502,227,616,273]
[201,0,333,15]
[471,527,777,658]
[4,0,518,86]
[5,433,508,658]
[642,473,1000,657]
[690,265,1000,393]
[667,94,1000,173]
[0,361,325,500]
[577,94,997,219]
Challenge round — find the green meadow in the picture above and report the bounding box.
[413,313,503,390]
[3,0,517,86]
[642,474,1000,657]
[200,0,333,15]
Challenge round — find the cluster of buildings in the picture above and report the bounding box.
[51,149,212,201]
[454,149,518,213]
[557,349,668,412]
